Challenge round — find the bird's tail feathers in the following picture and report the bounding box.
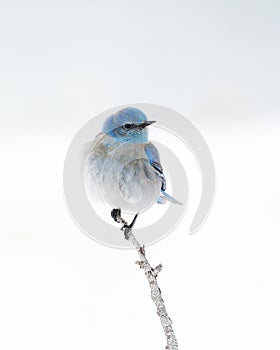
[158,190,183,205]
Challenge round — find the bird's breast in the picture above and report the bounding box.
[85,139,161,213]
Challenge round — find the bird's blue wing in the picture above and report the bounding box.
[144,142,166,191]
[144,142,183,205]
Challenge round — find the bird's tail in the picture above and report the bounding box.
[157,190,183,205]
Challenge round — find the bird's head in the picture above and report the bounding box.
[102,107,155,143]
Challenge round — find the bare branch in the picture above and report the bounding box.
[115,213,179,350]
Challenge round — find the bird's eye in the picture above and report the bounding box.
[123,123,132,130]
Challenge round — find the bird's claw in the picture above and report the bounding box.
[111,208,122,223]
[111,209,138,240]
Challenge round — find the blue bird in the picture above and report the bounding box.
[83,107,182,229]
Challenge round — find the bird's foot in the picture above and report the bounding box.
[126,214,138,229]
[111,208,129,233]
[111,208,125,224]
[111,209,138,240]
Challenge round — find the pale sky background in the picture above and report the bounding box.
[0,1,280,349]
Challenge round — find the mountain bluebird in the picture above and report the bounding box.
[84,107,182,228]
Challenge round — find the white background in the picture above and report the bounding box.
[0,1,280,349]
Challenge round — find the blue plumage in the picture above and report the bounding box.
[84,107,182,217]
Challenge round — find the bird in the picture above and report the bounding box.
[83,107,182,230]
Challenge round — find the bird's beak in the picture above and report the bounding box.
[138,120,156,128]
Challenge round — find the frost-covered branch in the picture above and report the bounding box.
[114,213,179,350]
